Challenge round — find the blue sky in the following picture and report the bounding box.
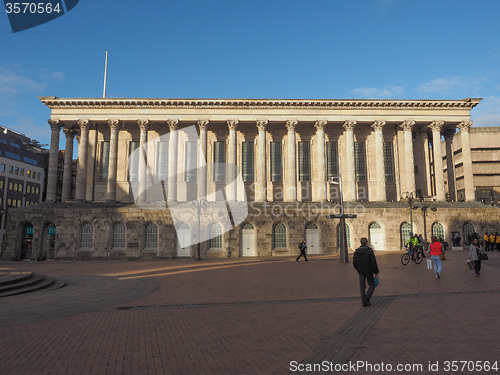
[1,0,500,149]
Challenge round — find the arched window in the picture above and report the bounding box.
[400,222,411,248]
[431,222,445,240]
[463,222,475,243]
[336,223,351,248]
[112,223,126,248]
[80,223,93,248]
[177,222,190,230]
[306,223,318,230]
[273,223,287,248]
[210,223,223,248]
[369,222,381,230]
[145,223,158,249]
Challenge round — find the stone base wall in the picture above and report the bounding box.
[1,201,499,261]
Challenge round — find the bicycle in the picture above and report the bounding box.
[401,245,424,265]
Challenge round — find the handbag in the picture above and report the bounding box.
[480,252,488,260]
[373,275,379,288]
[466,260,475,271]
[439,253,446,260]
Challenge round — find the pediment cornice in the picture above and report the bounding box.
[39,97,482,111]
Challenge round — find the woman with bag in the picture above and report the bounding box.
[428,236,444,279]
[469,238,485,277]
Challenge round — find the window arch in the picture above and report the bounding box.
[112,223,126,248]
[369,222,381,230]
[306,223,318,230]
[145,223,158,249]
[210,223,223,248]
[463,222,475,243]
[431,222,445,240]
[273,223,287,248]
[80,223,93,248]
[400,222,411,248]
[336,223,351,248]
[177,222,190,230]
[242,223,254,230]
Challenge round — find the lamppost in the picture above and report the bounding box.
[401,191,418,233]
[421,203,437,243]
[191,197,207,260]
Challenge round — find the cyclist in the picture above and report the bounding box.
[406,233,420,260]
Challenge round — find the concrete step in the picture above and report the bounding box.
[0,271,66,298]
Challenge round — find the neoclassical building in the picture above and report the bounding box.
[2,97,499,261]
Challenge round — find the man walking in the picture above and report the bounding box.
[353,237,379,307]
[296,239,308,261]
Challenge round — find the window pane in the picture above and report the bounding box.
[273,223,286,248]
[242,142,254,181]
[210,223,223,248]
[128,141,140,181]
[112,223,126,248]
[100,141,110,181]
[400,222,411,248]
[355,142,367,182]
[213,142,225,182]
[298,142,310,181]
[384,142,395,181]
[80,224,93,248]
[145,223,158,248]
[270,142,282,182]
[326,142,339,179]
[185,141,197,182]
[156,141,169,181]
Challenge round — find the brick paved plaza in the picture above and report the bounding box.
[1,250,499,375]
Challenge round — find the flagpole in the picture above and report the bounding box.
[103,50,108,98]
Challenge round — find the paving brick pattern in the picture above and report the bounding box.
[0,250,499,375]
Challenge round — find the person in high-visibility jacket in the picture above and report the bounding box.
[406,233,420,260]
[484,232,490,251]
[496,232,500,252]
[489,233,496,251]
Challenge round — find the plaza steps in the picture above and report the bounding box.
[0,270,65,298]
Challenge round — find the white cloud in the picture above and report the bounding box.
[0,66,45,95]
[417,76,469,95]
[470,96,500,127]
[349,85,406,99]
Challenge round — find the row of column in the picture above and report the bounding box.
[45,119,476,204]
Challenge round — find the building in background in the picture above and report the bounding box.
[0,127,48,254]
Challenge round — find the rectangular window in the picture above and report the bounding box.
[355,142,367,182]
[100,141,110,181]
[1,163,5,172]
[128,141,140,181]
[326,141,339,180]
[35,186,39,194]
[156,141,169,181]
[185,141,197,182]
[213,141,225,182]
[270,142,282,182]
[298,142,310,182]
[8,165,13,174]
[8,182,12,190]
[37,172,41,180]
[383,142,395,181]
[7,198,11,206]
[20,168,24,176]
[14,167,19,175]
[242,142,254,182]
[0,180,3,189]
[26,170,31,178]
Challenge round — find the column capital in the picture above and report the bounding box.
[286,120,298,131]
[48,119,61,131]
[107,119,121,131]
[371,121,386,131]
[167,119,179,131]
[227,120,239,130]
[63,128,76,138]
[457,120,473,132]
[137,119,150,131]
[197,120,209,131]
[76,119,90,130]
[256,120,268,131]
[429,121,445,132]
[400,120,415,131]
[314,120,327,131]
[343,120,356,131]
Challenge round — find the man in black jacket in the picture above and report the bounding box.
[353,237,379,307]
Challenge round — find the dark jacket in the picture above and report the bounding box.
[353,245,379,275]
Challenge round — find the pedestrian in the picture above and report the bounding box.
[469,237,485,277]
[495,232,500,252]
[484,232,490,251]
[427,236,444,279]
[353,237,379,307]
[489,232,495,252]
[296,239,308,261]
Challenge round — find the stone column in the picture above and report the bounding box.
[400,120,416,195]
[256,120,268,202]
[197,120,209,199]
[106,119,121,202]
[75,119,90,201]
[167,120,179,202]
[372,121,387,201]
[443,128,457,201]
[227,120,238,201]
[46,120,61,202]
[285,120,298,202]
[315,120,327,202]
[429,121,445,201]
[458,121,475,201]
[343,120,357,201]
[137,120,150,203]
[61,128,76,201]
